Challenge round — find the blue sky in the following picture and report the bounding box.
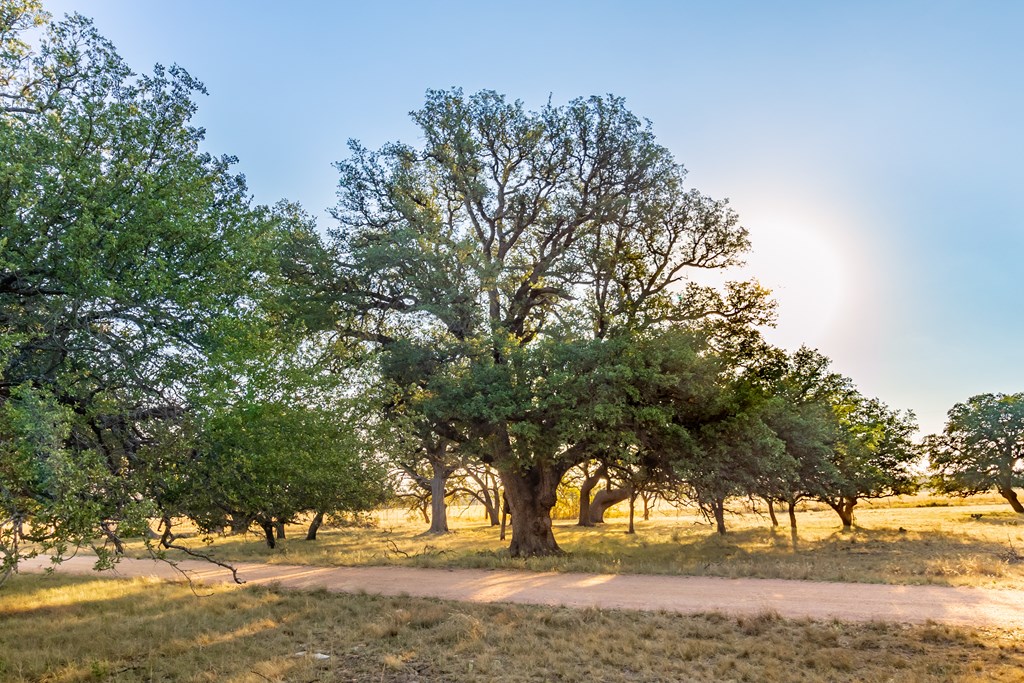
[46,1,1024,435]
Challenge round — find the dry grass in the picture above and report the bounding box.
[2,573,1022,682]
[138,496,1024,590]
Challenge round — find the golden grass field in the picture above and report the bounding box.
[142,494,1024,590]
[2,573,1023,683]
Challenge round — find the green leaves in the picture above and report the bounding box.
[927,393,1024,510]
[0,7,309,579]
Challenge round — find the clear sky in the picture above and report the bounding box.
[45,1,1024,435]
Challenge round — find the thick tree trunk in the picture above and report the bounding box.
[577,466,606,527]
[827,497,857,529]
[275,520,286,540]
[787,499,798,531]
[306,511,325,541]
[712,498,727,535]
[767,498,779,527]
[998,486,1024,513]
[427,462,450,534]
[500,464,564,557]
[589,488,630,523]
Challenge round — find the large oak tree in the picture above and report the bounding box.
[329,89,771,556]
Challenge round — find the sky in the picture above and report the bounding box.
[44,1,1024,435]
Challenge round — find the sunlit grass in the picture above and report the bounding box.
[130,494,1024,590]
[2,573,1022,682]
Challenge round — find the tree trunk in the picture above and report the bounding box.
[627,488,637,535]
[479,482,500,526]
[767,498,779,527]
[427,462,450,534]
[998,486,1024,513]
[275,520,286,540]
[490,482,502,526]
[260,520,276,548]
[306,511,325,540]
[589,488,630,523]
[712,498,727,535]
[642,492,652,521]
[499,494,508,541]
[500,464,564,557]
[467,469,501,526]
[787,499,798,531]
[577,465,606,527]
[827,497,857,529]
[499,493,507,540]
[100,522,125,554]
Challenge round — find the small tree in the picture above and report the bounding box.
[187,401,388,547]
[821,396,919,528]
[927,393,1024,513]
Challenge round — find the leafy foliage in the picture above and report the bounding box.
[0,6,308,577]
[927,393,1024,512]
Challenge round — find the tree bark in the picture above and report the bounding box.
[466,468,501,526]
[787,499,798,531]
[826,497,857,529]
[998,486,1024,513]
[767,498,779,527]
[275,520,286,540]
[500,463,565,557]
[260,520,276,548]
[499,494,508,541]
[490,482,502,526]
[627,488,637,534]
[577,465,606,527]
[418,501,429,524]
[427,461,450,534]
[306,511,325,540]
[711,498,727,535]
[589,488,630,523]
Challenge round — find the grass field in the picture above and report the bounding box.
[140,495,1024,590]
[2,573,1023,682]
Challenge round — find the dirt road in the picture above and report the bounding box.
[17,555,1023,628]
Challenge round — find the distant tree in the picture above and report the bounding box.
[746,346,918,531]
[927,393,1024,513]
[674,384,793,535]
[821,395,919,528]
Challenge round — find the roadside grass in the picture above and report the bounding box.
[2,573,1022,682]
[137,496,1024,590]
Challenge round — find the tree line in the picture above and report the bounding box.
[1,3,1021,582]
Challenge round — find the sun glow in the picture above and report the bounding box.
[746,219,849,350]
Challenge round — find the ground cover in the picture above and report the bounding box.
[136,496,1024,590]
[2,573,1022,682]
